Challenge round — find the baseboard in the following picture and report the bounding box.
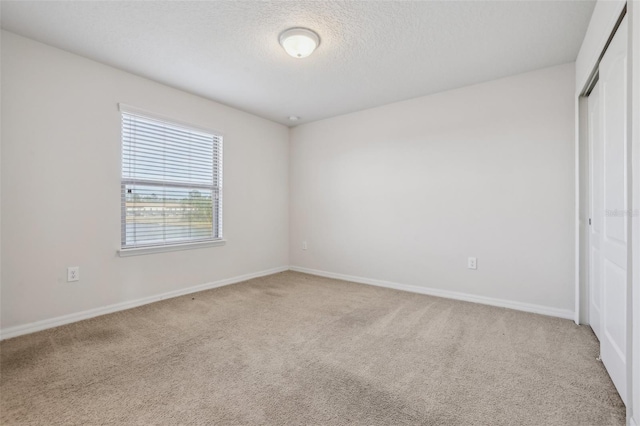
[0,264,576,340]
[289,266,575,320]
[0,266,289,341]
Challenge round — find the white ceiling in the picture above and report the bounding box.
[1,1,595,126]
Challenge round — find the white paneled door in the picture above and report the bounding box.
[589,16,628,404]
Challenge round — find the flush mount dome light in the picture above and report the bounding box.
[279,28,320,58]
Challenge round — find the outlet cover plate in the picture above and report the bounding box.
[467,257,477,270]
[67,266,80,282]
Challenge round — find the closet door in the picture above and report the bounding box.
[596,15,628,404]
[588,83,603,341]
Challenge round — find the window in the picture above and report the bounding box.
[119,105,223,254]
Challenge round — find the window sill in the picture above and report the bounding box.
[118,239,226,257]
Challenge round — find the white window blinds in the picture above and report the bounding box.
[120,107,222,250]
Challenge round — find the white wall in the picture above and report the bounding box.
[0,31,290,332]
[290,63,576,315]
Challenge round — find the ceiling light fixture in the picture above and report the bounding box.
[279,28,320,59]
[289,115,300,121]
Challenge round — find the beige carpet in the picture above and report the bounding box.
[0,271,625,425]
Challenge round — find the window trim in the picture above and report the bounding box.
[118,103,224,255]
[118,239,226,257]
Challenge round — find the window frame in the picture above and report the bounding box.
[117,104,225,257]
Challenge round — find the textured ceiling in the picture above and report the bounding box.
[1,1,595,126]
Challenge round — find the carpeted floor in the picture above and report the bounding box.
[0,271,625,425]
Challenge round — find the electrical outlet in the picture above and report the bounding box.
[302,241,308,250]
[67,266,80,282]
[467,257,477,270]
